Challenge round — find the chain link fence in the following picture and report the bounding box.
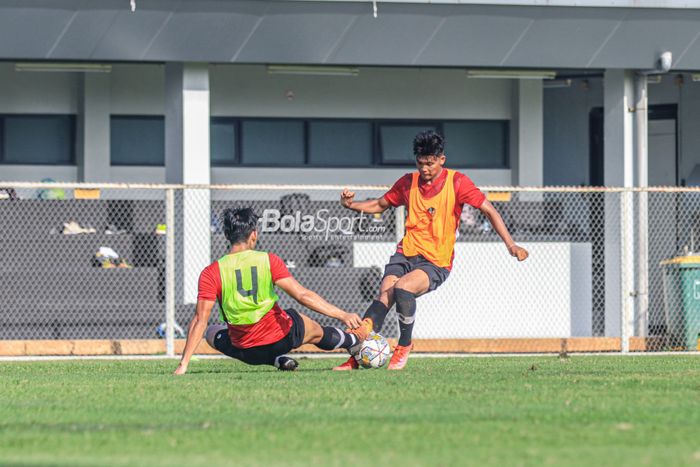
[0,183,698,354]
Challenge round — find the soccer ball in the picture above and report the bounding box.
[355,332,391,369]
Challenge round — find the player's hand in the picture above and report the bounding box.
[508,244,529,262]
[173,362,188,375]
[341,312,363,330]
[340,188,355,209]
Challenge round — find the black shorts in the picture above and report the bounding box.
[213,308,306,366]
[383,252,450,293]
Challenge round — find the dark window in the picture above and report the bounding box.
[0,115,75,165]
[308,121,373,166]
[111,116,164,166]
[241,120,305,165]
[211,118,237,166]
[443,121,509,168]
[211,118,509,168]
[379,123,438,164]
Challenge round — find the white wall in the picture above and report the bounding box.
[512,79,544,187]
[0,63,78,114]
[210,65,512,120]
[355,242,593,338]
[109,64,514,121]
[0,165,78,182]
[110,64,165,115]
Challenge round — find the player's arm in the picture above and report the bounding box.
[174,299,215,375]
[479,200,529,261]
[275,276,363,329]
[340,188,391,214]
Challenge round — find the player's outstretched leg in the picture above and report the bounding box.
[206,324,299,371]
[294,312,361,370]
[388,288,416,370]
[315,326,361,354]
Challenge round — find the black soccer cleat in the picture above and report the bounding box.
[275,356,299,371]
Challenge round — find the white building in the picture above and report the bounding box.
[0,0,698,189]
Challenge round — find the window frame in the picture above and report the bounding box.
[0,113,77,166]
[306,118,376,168]
[238,117,308,167]
[441,119,511,170]
[213,117,510,169]
[210,117,240,167]
[110,114,165,167]
[375,120,443,166]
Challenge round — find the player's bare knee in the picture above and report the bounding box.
[378,278,398,303]
[205,324,227,348]
[394,274,428,295]
[377,289,393,307]
[308,321,324,342]
[300,314,324,344]
[393,276,413,292]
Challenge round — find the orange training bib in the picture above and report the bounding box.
[402,169,457,268]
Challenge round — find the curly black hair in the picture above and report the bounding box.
[222,207,259,245]
[413,130,445,157]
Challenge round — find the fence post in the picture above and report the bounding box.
[165,188,176,357]
[637,189,649,339]
[395,206,405,243]
[620,189,634,353]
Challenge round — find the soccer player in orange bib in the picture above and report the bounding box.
[335,130,528,371]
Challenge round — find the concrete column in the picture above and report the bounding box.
[603,69,635,341]
[77,73,110,182]
[635,74,649,338]
[165,63,211,304]
[511,79,544,188]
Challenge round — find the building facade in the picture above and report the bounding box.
[1,0,699,188]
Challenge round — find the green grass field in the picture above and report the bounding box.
[1,356,699,466]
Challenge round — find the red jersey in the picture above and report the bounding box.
[198,252,292,348]
[382,169,486,270]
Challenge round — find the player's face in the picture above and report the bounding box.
[416,154,445,182]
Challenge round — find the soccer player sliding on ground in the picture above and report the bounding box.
[335,130,529,371]
[174,207,363,374]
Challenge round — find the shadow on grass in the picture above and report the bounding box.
[184,366,333,374]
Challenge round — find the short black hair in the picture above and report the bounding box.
[413,130,445,158]
[222,207,259,245]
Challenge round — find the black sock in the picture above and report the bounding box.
[317,327,358,351]
[274,355,297,370]
[394,288,416,347]
[364,300,389,332]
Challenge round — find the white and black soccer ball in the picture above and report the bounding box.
[355,332,391,369]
